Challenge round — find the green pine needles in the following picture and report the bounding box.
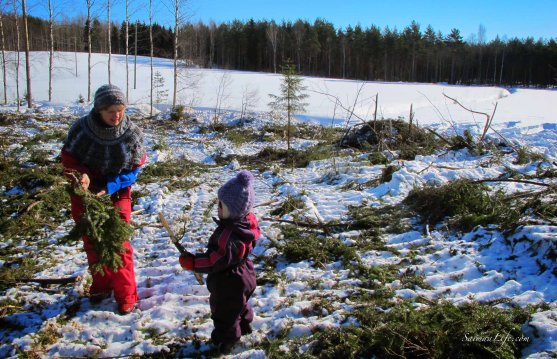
[268,61,309,151]
[64,185,134,276]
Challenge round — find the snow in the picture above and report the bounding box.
[0,51,555,358]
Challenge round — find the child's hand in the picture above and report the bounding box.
[179,253,195,270]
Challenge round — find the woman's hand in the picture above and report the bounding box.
[80,174,90,191]
[80,174,106,196]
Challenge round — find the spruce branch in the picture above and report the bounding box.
[62,180,134,276]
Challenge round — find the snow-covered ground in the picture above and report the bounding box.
[0,52,555,358]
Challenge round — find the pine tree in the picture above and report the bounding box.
[268,61,308,151]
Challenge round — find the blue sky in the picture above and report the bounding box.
[25,0,556,42]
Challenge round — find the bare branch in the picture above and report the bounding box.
[443,93,494,143]
[474,178,553,187]
[308,88,368,124]
[7,275,82,286]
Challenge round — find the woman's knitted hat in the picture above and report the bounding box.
[217,170,255,219]
[94,84,126,111]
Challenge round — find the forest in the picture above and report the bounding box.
[0,12,556,88]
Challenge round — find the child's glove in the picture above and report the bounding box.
[179,253,195,270]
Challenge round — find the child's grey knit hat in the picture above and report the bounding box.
[218,170,255,219]
[94,84,126,111]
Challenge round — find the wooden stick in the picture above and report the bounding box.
[254,199,280,208]
[314,211,333,237]
[25,200,43,212]
[373,93,378,130]
[130,208,145,215]
[474,178,553,187]
[262,216,337,231]
[12,275,81,286]
[158,212,204,285]
[408,103,413,134]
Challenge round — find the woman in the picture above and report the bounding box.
[61,84,146,315]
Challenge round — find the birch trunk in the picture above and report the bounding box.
[172,0,178,108]
[13,0,21,111]
[87,0,92,101]
[149,0,153,116]
[22,0,32,108]
[48,0,54,101]
[125,0,129,100]
[107,0,111,84]
[134,21,137,89]
[0,12,7,104]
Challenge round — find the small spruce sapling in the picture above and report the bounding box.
[268,61,308,151]
[154,70,168,106]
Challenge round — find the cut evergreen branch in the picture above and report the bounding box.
[333,302,530,359]
[138,158,207,190]
[62,184,134,276]
[347,204,411,250]
[514,146,547,165]
[404,178,519,231]
[341,119,438,159]
[270,194,305,217]
[279,225,358,266]
[235,144,335,170]
[0,257,39,291]
[0,160,68,241]
[404,178,557,231]
[259,301,532,358]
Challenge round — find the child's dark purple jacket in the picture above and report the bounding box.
[192,212,260,345]
[191,212,260,273]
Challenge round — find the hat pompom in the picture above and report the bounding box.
[236,170,253,186]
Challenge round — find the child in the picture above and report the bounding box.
[179,170,260,355]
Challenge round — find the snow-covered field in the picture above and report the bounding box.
[0,52,556,358]
[2,52,556,128]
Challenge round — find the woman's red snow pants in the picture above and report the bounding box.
[70,186,138,306]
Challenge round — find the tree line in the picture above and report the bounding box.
[1,12,556,89]
[165,19,557,87]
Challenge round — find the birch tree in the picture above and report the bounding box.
[107,0,111,84]
[240,85,259,120]
[149,0,153,115]
[170,0,189,108]
[22,0,32,107]
[0,11,7,104]
[48,0,53,101]
[172,0,178,108]
[213,71,231,125]
[124,0,128,100]
[74,37,78,77]
[86,0,92,101]
[477,24,486,84]
[13,0,20,110]
[133,20,137,89]
[208,20,216,68]
[292,20,305,71]
[266,20,278,73]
